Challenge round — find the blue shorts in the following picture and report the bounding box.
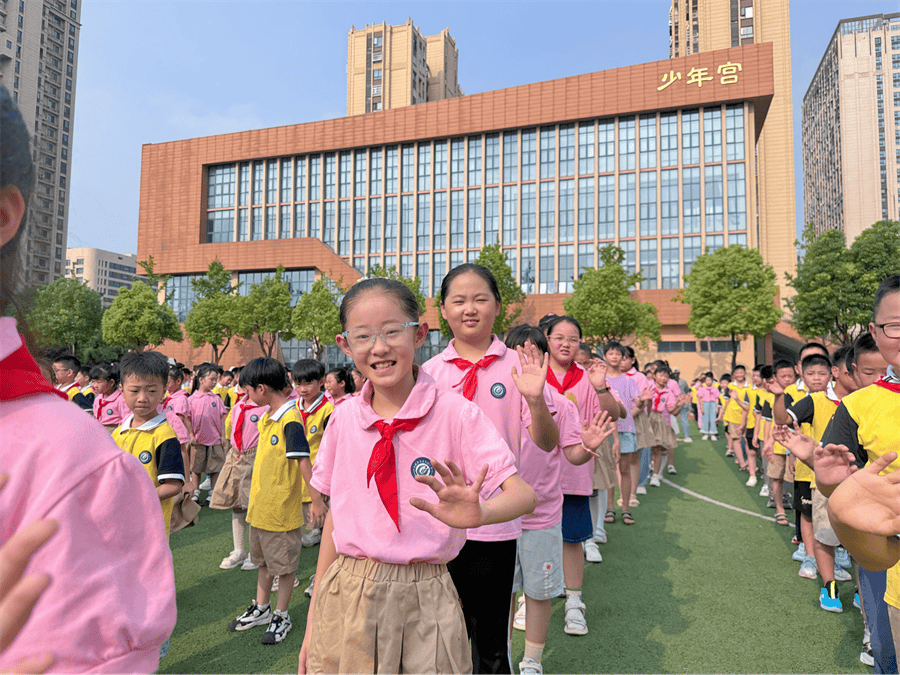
[561,494,592,544]
[619,431,637,454]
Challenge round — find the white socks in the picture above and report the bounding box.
[232,511,248,553]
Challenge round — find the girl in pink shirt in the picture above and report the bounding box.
[299,278,536,675]
[324,366,354,406]
[542,314,624,637]
[647,365,682,486]
[90,363,130,432]
[188,364,227,499]
[422,264,559,674]
[160,365,194,495]
[696,373,721,439]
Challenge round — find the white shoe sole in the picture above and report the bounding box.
[220,554,247,570]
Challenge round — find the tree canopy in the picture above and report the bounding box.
[291,277,342,361]
[563,245,661,349]
[237,266,294,358]
[679,245,780,369]
[101,280,183,353]
[28,276,103,355]
[367,264,427,317]
[183,260,246,364]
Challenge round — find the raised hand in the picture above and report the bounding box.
[410,460,488,529]
[586,358,608,391]
[511,343,548,400]
[639,387,655,402]
[814,443,857,492]
[830,453,900,537]
[766,377,785,396]
[772,423,817,463]
[581,411,615,454]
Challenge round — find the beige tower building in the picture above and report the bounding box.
[669,0,796,303]
[0,0,82,287]
[346,19,461,116]
[66,247,143,308]
[802,13,900,243]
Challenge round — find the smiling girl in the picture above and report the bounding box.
[298,277,535,674]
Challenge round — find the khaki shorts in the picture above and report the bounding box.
[191,442,225,474]
[249,525,302,577]
[766,453,786,480]
[209,444,256,511]
[592,435,618,491]
[308,555,471,675]
[727,422,744,439]
[812,488,841,547]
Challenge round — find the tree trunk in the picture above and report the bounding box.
[731,333,737,372]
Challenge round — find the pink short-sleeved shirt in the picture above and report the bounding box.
[0,319,176,673]
[520,390,582,529]
[667,379,681,400]
[697,385,720,403]
[651,385,679,420]
[422,336,532,541]
[231,400,268,450]
[311,371,517,564]
[188,390,226,445]
[93,388,130,426]
[159,388,191,444]
[554,363,602,495]
[606,372,640,433]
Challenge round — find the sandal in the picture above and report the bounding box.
[622,511,635,525]
[775,513,790,526]
[604,509,616,524]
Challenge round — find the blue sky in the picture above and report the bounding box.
[65,0,898,254]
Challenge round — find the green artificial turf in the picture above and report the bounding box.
[164,422,869,674]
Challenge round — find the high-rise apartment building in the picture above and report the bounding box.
[668,0,796,304]
[0,0,81,287]
[346,19,461,117]
[65,247,144,308]
[802,13,900,242]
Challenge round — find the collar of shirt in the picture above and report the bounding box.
[440,335,505,362]
[795,379,806,391]
[356,367,438,430]
[269,400,295,421]
[57,382,78,393]
[120,412,168,431]
[301,393,326,413]
[886,366,900,384]
[825,380,840,403]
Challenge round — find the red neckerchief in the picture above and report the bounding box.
[300,396,326,429]
[448,354,501,401]
[875,377,900,393]
[546,362,584,395]
[98,396,111,412]
[162,392,172,409]
[369,415,426,531]
[0,336,67,402]
[232,400,252,455]
[653,387,665,412]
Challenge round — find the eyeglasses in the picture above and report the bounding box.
[875,323,900,339]
[342,322,419,351]
[549,336,581,346]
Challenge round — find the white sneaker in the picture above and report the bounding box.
[583,540,603,563]
[725,449,735,457]
[304,573,316,598]
[667,465,677,475]
[701,434,709,440]
[593,530,607,544]
[834,566,852,582]
[518,657,543,675]
[271,576,301,592]
[513,595,527,631]
[683,437,692,443]
[746,475,758,488]
[564,599,588,635]
[220,550,248,570]
[759,484,770,498]
[261,611,292,645]
[241,557,259,571]
[636,486,647,495]
[192,489,201,502]
[649,474,661,487]
[711,435,718,441]
[199,477,212,491]
[301,528,321,547]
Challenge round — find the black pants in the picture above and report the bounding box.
[447,538,517,674]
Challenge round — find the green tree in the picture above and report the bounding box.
[848,220,900,321]
[679,245,781,370]
[367,264,427,316]
[28,276,103,355]
[183,260,245,364]
[101,280,183,353]
[563,245,662,349]
[291,278,342,361]
[785,223,861,344]
[434,245,525,338]
[238,265,294,358]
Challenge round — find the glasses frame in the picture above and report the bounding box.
[341,321,420,350]
[875,323,900,339]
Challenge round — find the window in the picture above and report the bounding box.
[294,157,306,203]
[559,180,575,242]
[369,197,382,253]
[578,123,595,175]
[619,117,636,171]
[658,341,697,352]
[640,239,658,289]
[434,141,447,190]
[725,105,745,160]
[521,129,537,181]
[323,201,335,247]
[639,172,657,237]
[281,159,292,203]
[598,175,615,239]
[309,155,321,200]
[684,235,702,274]
[166,275,201,321]
[661,238,680,288]
[729,233,747,246]
[280,205,292,238]
[660,113,678,166]
[727,163,747,231]
[503,132,518,183]
[559,124,575,177]
[598,120,615,173]
[450,191,464,248]
[540,127,555,178]
[354,199,366,254]
[401,145,415,193]
[370,149,382,195]
[324,153,336,199]
[539,246,555,293]
[485,134,500,185]
[640,115,657,169]
[705,165,723,232]
[386,147,398,194]
[295,204,306,237]
[433,253,446,301]
[266,206,277,240]
[621,240,636,276]
[373,68,382,80]
[618,173,636,238]
[521,247,535,293]
[450,139,465,188]
[682,167,701,234]
[704,108,722,163]
[400,195,414,251]
[558,245,575,292]
[578,177,594,240]
[503,186,518,245]
[371,85,382,96]
[485,187,499,246]
[239,209,249,241]
[309,203,320,239]
[706,234,724,253]
[206,210,233,243]
[682,111,700,165]
[467,189,482,248]
[521,183,536,244]
[207,164,235,209]
[339,152,352,198]
[539,182,555,243]
[433,192,447,250]
[578,243,595,276]
[355,151,367,197]
[417,194,431,250]
[467,137,482,187]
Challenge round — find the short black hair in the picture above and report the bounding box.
[292,359,325,384]
[240,357,289,391]
[759,365,773,380]
[703,371,714,379]
[89,362,120,385]
[327,366,355,394]
[231,365,243,378]
[720,373,732,382]
[799,342,828,359]
[752,364,764,373]
[544,315,583,339]
[603,341,627,357]
[773,359,795,373]
[851,332,880,372]
[119,351,169,385]
[874,275,900,320]
[167,364,184,382]
[831,346,853,371]
[505,324,550,355]
[801,353,832,371]
[731,364,746,373]
[78,365,92,377]
[440,263,502,305]
[655,365,672,377]
[578,342,593,354]
[53,354,80,371]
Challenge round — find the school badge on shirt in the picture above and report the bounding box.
[310,425,318,434]
[250,414,259,422]
[490,383,507,399]
[411,457,435,477]
[270,434,279,445]
[138,451,152,464]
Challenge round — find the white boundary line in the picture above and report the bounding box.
[660,476,777,523]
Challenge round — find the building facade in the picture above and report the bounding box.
[346,19,461,116]
[0,0,81,287]
[669,0,796,304]
[65,247,143,308]
[139,44,773,374]
[802,13,900,241]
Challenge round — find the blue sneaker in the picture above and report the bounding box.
[820,586,843,613]
[854,592,861,610]
[836,546,853,570]
[792,543,807,562]
[799,558,818,579]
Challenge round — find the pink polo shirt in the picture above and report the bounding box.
[606,372,640,434]
[697,385,720,403]
[555,363,602,495]
[422,336,532,542]
[159,388,191,444]
[651,385,679,420]
[520,390,582,530]
[93,388,130,426]
[0,319,176,673]
[231,400,268,450]
[188,390,226,445]
[311,371,517,564]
